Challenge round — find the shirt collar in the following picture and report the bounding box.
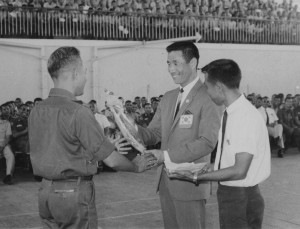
[226,94,246,114]
[180,76,200,93]
[49,88,76,100]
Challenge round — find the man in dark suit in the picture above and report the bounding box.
[138,41,222,229]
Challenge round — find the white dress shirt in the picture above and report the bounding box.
[214,95,271,187]
[177,76,200,109]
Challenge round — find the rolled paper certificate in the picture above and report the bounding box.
[105,89,146,154]
[164,152,207,173]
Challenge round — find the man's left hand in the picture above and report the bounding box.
[144,149,164,166]
[132,153,157,173]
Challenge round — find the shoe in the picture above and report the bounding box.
[277,149,284,158]
[3,175,13,185]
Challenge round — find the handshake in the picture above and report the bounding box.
[132,149,165,173]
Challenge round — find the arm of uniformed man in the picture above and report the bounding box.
[75,107,157,173]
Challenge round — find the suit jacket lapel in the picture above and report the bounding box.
[170,80,203,131]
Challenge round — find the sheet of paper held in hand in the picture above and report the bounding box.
[164,153,207,173]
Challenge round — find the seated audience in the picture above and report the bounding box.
[277,96,300,151]
[0,105,15,185]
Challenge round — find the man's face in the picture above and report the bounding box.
[125,102,132,113]
[132,104,138,112]
[167,51,194,87]
[1,106,9,116]
[256,99,262,108]
[285,98,293,109]
[89,103,96,113]
[141,97,147,105]
[144,105,152,114]
[134,98,141,106]
[204,75,224,106]
[74,61,87,97]
[20,105,29,117]
[151,101,159,111]
[15,99,22,108]
[274,98,281,106]
[262,98,269,108]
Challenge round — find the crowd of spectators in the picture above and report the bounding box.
[0,0,299,42]
[0,0,299,21]
[247,92,300,158]
[0,95,162,184]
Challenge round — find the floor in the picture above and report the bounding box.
[0,148,299,229]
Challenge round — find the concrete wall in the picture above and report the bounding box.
[0,38,299,109]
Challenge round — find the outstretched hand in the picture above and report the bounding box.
[166,169,195,182]
[132,153,158,173]
[144,149,164,166]
[165,164,212,183]
[110,136,132,155]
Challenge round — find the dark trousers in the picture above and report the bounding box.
[217,184,264,229]
[38,178,97,229]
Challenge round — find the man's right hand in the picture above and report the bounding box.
[132,153,157,173]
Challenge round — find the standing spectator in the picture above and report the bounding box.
[277,97,300,150]
[10,104,29,155]
[261,97,285,158]
[88,101,111,136]
[141,96,147,108]
[138,103,154,127]
[151,97,159,114]
[14,98,23,113]
[0,106,15,185]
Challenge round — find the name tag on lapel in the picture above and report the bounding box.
[179,114,193,128]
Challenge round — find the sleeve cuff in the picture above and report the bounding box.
[163,150,169,162]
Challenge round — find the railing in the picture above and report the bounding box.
[1,7,300,44]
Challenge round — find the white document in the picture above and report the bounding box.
[164,152,207,173]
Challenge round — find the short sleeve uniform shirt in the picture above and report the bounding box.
[29,88,115,180]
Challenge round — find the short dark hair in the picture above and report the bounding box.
[34,97,43,103]
[144,103,151,107]
[89,100,96,104]
[25,101,34,106]
[166,41,199,67]
[47,47,81,79]
[285,97,293,102]
[125,100,131,104]
[201,59,241,89]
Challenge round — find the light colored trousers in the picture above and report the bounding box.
[267,124,284,148]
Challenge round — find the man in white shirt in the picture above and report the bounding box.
[168,59,271,229]
[88,101,111,136]
[258,97,285,158]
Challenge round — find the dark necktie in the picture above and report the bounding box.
[174,88,184,120]
[218,110,228,170]
[265,108,269,125]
